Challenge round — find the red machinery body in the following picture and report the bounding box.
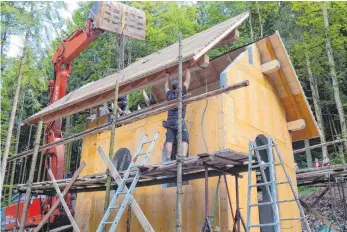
[3,18,103,231]
[4,197,43,230]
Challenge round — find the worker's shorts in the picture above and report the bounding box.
[165,120,189,144]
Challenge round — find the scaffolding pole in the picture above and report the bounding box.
[19,120,43,232]
[103,80,120,215]
[33,161,86,232]
[8,80,249,162]
[176,32,183,232]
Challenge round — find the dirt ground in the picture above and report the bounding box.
[300,181,347,231]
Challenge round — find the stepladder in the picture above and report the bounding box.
[97,132,159,232]
[246,137,311,232]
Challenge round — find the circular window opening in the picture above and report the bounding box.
[112,148,132,171]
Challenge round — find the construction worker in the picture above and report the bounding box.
[164,66,191,161]
[118,96,128,113]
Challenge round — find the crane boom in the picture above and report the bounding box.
[2,2,146,230]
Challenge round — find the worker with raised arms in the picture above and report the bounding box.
[164,65,191,161]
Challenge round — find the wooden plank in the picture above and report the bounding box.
[287,119,306,132]
[97,146,155,232]
[16,149,250,193]
[193,13,249,60]
[33,161,86,232]
[17,165,250,194]
[294,139,347,154]
[299,199,338,232]
[48,169,80,232]
[49,225,73,232]
[311,186,329,206]
[261,60,280,75]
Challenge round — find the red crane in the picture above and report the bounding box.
[46,17,102,181]
[3,16,103,232]
[3,2,146,230]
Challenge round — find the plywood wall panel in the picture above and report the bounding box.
[75,42,302,232]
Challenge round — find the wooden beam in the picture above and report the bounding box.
[198,54,209,68]
[142,90,150,106]
[294,139,347,154]
[214,29,239,48]
[49,225,73,232]
[299,199,338,232]
[261,60,280,75]
[19,121,43,232]
[265,39,301,120]
[119,81,249,125]
[33,162,86,232]
[287,119,306,132]
[27,55,209,124]
[17,162,249,194]
[311,186,329,206]
[168,55,209,79]
[10,81,250,161]
[97,146,155,232]
[48,169,80,232]
[193,12,249,60]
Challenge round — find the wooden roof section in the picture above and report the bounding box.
[256,32,320,141]
[26,12,249,123]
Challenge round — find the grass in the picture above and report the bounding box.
[298,186,321,196]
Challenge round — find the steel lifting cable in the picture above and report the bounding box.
[201,67,209,153]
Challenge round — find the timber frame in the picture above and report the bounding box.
[3,11,335,231]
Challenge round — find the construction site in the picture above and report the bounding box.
[1,1,347,232]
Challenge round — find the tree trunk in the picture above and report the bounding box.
[176,32,183,232]
[305,50,328,159]
[1,30,7,58]
[256,1,263,38]
[304,139,313,168]
[322,2,347,153]
[8,107,24,203]
[0,27,30,200]
[64,116,72,173]
[247,3,254,41]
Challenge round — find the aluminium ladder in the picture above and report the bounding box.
[246,137,311,232]
[97,132,159,232]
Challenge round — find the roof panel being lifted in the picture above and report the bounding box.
[26,12,249,123]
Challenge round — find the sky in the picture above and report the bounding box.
[7,1,79,58]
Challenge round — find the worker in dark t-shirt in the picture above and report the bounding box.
[164,67,191,161]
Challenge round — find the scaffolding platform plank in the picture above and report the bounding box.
[15,149,248,194]
[296,165,347,186]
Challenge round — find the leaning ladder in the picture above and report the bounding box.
[246,137,311,232]
[97,132,159,232]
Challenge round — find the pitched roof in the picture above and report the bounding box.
[26,12,249,123]
[256,33,320,141]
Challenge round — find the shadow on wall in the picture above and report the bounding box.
[255,134,275,232]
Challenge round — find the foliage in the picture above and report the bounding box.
[1,1,346,181]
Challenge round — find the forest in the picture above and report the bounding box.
[1,1,347,186]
